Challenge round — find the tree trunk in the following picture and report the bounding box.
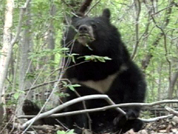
[48,3,55,80]
[0,0,14,104]
[45,3,60,108]
[168,71,178,99]
[157,64,163,101]
[16,6,33,116]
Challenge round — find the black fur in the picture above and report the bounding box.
[23,9,146,134]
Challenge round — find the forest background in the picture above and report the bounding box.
[0,0,178,132]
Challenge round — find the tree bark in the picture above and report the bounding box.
[45,3,59,108]
[16,5,33,116]
[168,71,178,99]
[157,64,163,101]
[0,0,14,103]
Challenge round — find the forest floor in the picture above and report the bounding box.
[1,110,178,134]
[133,116,178,134]
[1,116,178,134]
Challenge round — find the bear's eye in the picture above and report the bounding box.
[76,25,80,30]
[91,23,97,29]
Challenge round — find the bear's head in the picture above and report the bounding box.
[73,9,111,45]
[63,9,124,57]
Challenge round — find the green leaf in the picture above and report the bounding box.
[13,90,25,100]
[66,130,75,134]
[67,53,79,63]
[57,130,74,134]
[80,55,111,62]
[72,84,81,87]
[55,92,70,97]
[13,93,20,100]
[62,81,68,86]
[68,84,81,91]
[68,85,75,91]
[57,130,66,134]
[62,81,81,91]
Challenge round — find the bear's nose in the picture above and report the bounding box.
[78,25,89,33]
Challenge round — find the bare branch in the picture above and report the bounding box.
[22,65,66,134]
[22,100,178,118]
[141,0,174,70]
[78,0,93,15]
[165,106,178,116]
[131,0,141,59]
[140,114,173,123]
[85,0,101,15]
[19,98,178,130]
[21,95,126,130]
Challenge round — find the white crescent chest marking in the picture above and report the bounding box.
[78,73,118,93]
[71,65,128,93]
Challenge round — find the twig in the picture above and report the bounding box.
[150,0,174,98]
[151,4,174,16]
[74,90,92,130]
[21,95,126,129]
[61,0,71,8]
[141,0,173,70]
[24,80,58,91]
[140,114,173,123]
[78,0,93,14]
[85,0,101,15]
[19,99,178,127]
[165,106,178,116]
[20,100,178,118]
[1,79,71,97]
[131,0,141,59]
[21,56,66,134]
[60,0,76,14]
[19,112,174,123]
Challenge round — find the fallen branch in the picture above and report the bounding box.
[20,100,178,119]
[165,106,178,116]
[140,114,174,123]
[21,94,126,129]
[20,96,178,130]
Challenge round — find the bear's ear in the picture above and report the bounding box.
[102,8,111,19]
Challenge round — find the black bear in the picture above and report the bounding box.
[23,9,146,134]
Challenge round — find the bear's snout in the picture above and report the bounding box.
[78,25,89,33]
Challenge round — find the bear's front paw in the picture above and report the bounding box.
[126,109,139,120]
[113,113,127,126]
[113,109,139,126]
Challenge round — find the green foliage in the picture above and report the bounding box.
[57,130,74,134]
[81,55,111,62]
[140,111,154,119]
[13,90,25,100]
[26,72,36,80]
[62,81,81,91]
[29,48,69,60]
[55,92,70,98]
[3,0,178,110]
[67,53,79,63]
